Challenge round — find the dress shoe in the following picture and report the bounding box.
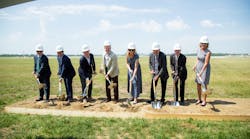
[105,99,111,103]
[36,98,43,101]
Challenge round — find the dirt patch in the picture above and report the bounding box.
[5,96,250,120]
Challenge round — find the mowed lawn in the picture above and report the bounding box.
[0,56,249,138]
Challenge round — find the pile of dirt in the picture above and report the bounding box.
[5,96,250,120]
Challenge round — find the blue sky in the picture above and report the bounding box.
[0,0,250,55]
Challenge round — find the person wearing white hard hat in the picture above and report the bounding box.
[148,42,169,104]
[78,44,96,102]
[56,45,76,102]
[170,43,187,105]
[193,36,212,106]
[100,40,119,103]
[126,42,142,104]
[33,44,51,102]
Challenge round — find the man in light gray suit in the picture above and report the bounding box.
[100,40,119,103]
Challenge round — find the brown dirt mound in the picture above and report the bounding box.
[5,96,250,120]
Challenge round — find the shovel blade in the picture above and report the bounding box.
[171,101,180,106]
[151,101,158,109]
[156,101,162,109]
[127,99,132,106]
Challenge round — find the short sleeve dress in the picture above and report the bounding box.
[195,48,211,85]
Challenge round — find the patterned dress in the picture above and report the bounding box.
[195,48,211,85]
[127,54,142,98]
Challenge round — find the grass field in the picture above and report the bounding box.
[0,56,250,138]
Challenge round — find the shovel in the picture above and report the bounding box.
[127,71,134,106]
[151,79,162,109]
[196,71,212,95]
[58,81,65,101]
[36,78,45,89]
[81,79,91,102]
[106,77,117,89]
[36,78,47,101]
[171,75,180,106]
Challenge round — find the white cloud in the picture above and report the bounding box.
[166,17,190,30]
[200,19,223,28]
[23,4,167,19]
[92,19,162,33]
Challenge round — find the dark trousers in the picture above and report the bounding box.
[150,77,167,101]
[64,77,73,100]
[106,76,119,101]
[38,76,50,100]
[79,76,93,98]
[174,79,185,102]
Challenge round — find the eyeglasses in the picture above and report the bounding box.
[128,49,135,51]
[36,51,42,53]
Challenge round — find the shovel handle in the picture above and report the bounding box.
[58,82,62,95]
[152,79,156,100]
[36,78,40,84]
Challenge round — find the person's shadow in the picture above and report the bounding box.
[209,100,236,112]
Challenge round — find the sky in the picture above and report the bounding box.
[0,0,250,55]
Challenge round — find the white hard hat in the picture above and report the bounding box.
[200,36,209,44]
[128,42,136,49]
[81,44,90,52]
[104,40,111,46]
[152,42,160,50]
[56,45,64,52]
[173,43,181,51]
[36,44,44,51]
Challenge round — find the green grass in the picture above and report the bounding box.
[0,56,250,138]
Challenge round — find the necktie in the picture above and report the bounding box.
[36,56,40,72]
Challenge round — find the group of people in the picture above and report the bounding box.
[33,36,211,107]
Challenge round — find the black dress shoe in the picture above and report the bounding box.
[105,99,111,103]
[36,98,43,101]
[180,101,185,106]
[147,100,152,104]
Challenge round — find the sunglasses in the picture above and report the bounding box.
[36,51,42,53]
[128,49,135,52]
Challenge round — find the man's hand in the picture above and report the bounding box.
[105,74,109,80]
[150,70,155,74]
[59,78,63,83]
[192,66,196,72]
[153,75,159,81]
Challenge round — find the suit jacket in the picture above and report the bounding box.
[170,53,187,80]
[57,54,76,79]
[102,51,119,78]
[149,51,169,79]
[78,53,96,79]
[34,54,51,78]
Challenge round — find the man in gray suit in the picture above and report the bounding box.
[149,42,169,104]
[33,44,51,102]
[100,40,119,103]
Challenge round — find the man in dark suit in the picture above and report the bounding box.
[170,43,187,105]
[56,45,76,102]
[149,42,169,103]
[78,44,96,102]
[33,44,51,102]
